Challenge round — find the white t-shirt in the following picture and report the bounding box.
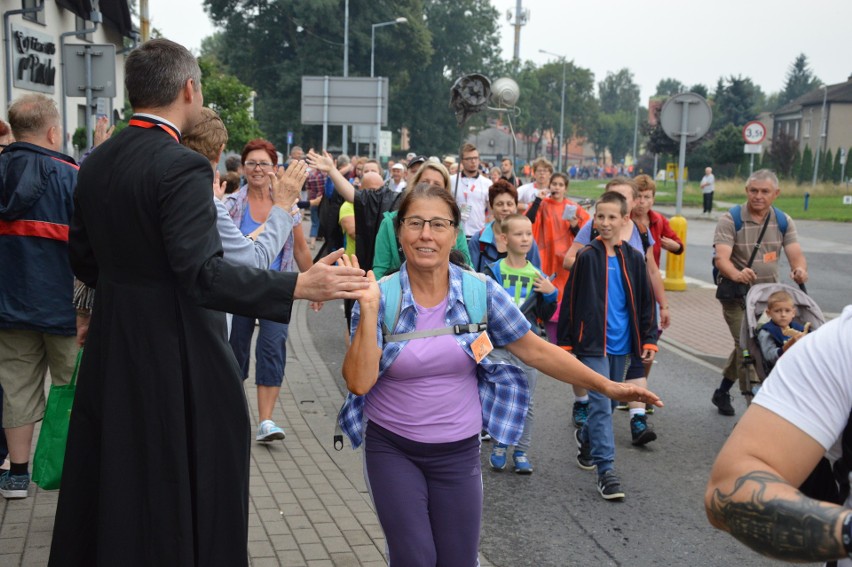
[753,306,852,566]
[450,173,492,236]
[517,182,540,205]
[701,174,715,194]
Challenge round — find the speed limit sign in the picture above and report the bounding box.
[743,121,766,144]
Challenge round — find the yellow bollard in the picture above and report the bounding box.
[664,215,687,291]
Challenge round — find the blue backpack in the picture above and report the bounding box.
[378,270,488,342]
[711,205,789,282]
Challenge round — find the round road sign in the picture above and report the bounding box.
[742,121,766,144]
[660,93,713,143]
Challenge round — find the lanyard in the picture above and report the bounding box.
[128,118,180,143]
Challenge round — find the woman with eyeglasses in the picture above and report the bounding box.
[225,139,316,443]
[336,183,663,567]
[371,161,471,280]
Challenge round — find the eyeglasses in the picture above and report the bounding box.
[245,160,275,170]
[400,216,456,233]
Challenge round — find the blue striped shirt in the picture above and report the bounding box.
[337,262,532,448]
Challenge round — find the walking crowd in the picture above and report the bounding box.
[0,36,845,567]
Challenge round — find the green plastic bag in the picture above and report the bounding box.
[32,348,83,490]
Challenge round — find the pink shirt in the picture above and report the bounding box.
[364,296,481,443]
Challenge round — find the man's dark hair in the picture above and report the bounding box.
[225,156,241,172]
[125,38,201,109]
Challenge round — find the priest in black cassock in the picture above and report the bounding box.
[49,39,369,566]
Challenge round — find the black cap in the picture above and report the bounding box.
[408,155,427,167]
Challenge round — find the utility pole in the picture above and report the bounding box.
[507,0,528,62]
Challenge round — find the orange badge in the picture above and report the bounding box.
[763,251,778,263]
[471,331,494,364]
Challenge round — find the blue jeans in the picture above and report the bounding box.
[228,316,289,387]
[577,354,629,474]
[309,205,320,238]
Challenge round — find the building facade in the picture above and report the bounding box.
[1,0,132,157]
[772,75,852,163]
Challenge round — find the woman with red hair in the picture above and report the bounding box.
[225,139,315,442]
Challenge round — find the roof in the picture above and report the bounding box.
[56,0,134,38]
[775,77,852,115]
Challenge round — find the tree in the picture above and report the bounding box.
[655,78,684,97]
[765,130,799,178]
[203,0,432,152]
[832,148,843,184]
[690,84,709,99]
[798,145,814,184]
[512,59,596,163]
[790,147,802,183]
[820,149,833,183]
[198,55,264,151]
[712,75,765,129]
[780,54,821,107]
[598,68,639,114]
[709,124,744,176]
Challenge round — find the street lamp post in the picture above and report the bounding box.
[540,49,566,172]
[812,84,828,187]
[370,17,407,158]
[341,0,349,154]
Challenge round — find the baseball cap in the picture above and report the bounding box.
[391,163,405,170]
[407,155,427,167]
[406,152,417,161]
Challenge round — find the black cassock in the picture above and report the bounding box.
[49,118,297,566]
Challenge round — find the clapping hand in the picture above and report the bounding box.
[212,169,227,200]
[337,254,380,307]
[268,160,307,209]
[305,149,335,174]
[93,115,114,148]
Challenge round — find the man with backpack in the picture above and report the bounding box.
[711,169,808,416]
[705,306,852,565]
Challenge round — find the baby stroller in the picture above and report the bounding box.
[739,282,826,399]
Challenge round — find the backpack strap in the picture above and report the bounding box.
[380,269,488,343]
[730,204,788,236]
[635,221,651,254]
[378,273,402,339]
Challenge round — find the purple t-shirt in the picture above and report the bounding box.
[364,296,481,443]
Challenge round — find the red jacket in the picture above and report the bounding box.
[646,209,683,268]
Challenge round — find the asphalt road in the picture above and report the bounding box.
[302,210,850,566]
[305,300,799,566]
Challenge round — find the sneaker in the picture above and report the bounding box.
[572,401,589,429]
[615,402,629,411]
[512,450,533,474]
[596,470,625,501]
[574,429,595,471]
[0,471,29,499]
[479,430,492,442]
[490,444,508,471]
[645,403,654,415]
[256,420,286,442]
[712,389,735,416]
[630,414,657,446]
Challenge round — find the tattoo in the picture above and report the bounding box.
[708,470,846,561]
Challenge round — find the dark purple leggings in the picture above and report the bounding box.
[364,421,482,567]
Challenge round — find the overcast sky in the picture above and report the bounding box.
[152,0,851,103]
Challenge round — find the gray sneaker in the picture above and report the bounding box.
[597,470,625,501]
[0,471,29,499]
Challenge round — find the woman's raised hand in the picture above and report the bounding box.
[337,254,380,307]
[269,160,307,209]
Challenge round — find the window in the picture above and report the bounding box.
[793,121,799,140]
[22,0,45,25]
[803,120,811,138]
[75,15,92,42]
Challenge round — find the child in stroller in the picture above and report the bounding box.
[740,283,825,397]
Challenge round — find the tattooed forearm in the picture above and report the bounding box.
[708,470,847,561]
